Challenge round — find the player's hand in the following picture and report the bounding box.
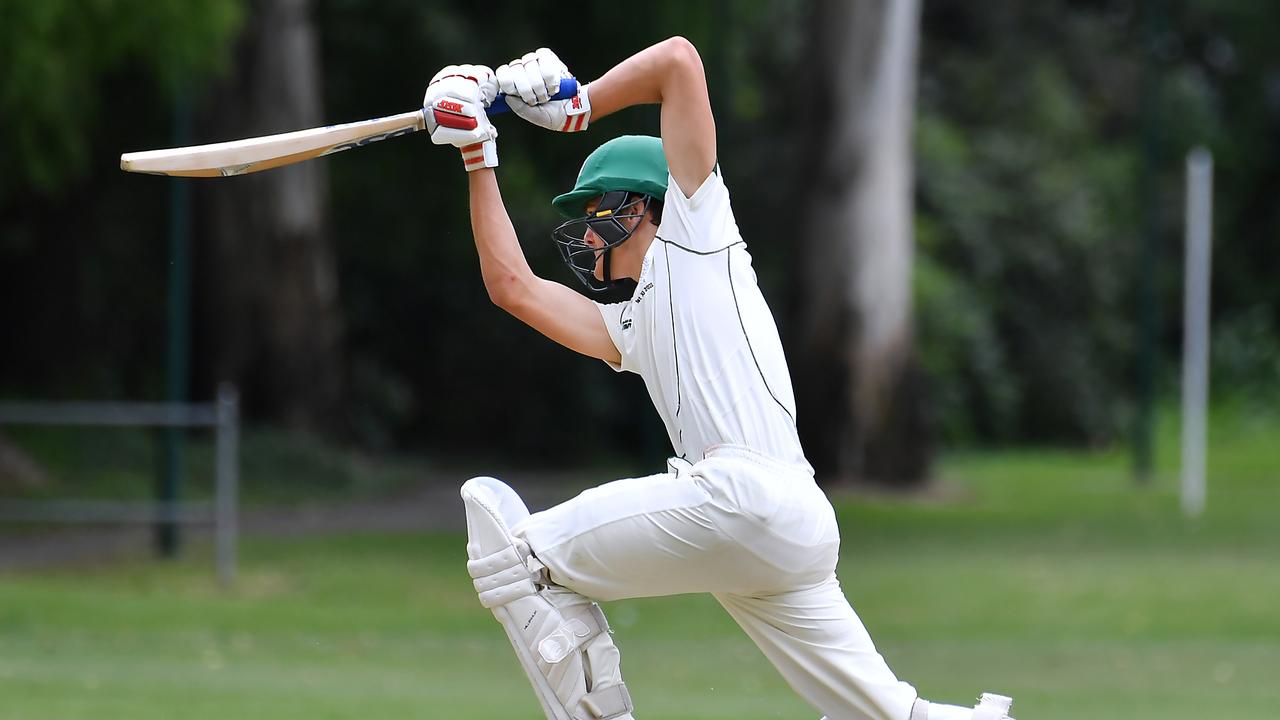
[423,64,500,171]
[496,48,567,105]
[496,48,591,133]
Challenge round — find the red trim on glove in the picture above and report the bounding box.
[433,104,478,130]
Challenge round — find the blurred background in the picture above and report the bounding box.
[1,1,1276,719]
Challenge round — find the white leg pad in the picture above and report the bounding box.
[462,477,635,720]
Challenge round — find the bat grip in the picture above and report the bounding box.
[487,78,579,115]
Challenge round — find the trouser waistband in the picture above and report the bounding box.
[700,444,815,477]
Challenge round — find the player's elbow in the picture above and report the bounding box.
[490,288,542,329]
[484,273,530,314]
[485,282,518,312]
[662,36,704,77]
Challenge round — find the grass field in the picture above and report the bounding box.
[1,404,1277,719]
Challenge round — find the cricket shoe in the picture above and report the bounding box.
[971,692,1015,720]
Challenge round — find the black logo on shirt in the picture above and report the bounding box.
[634,282,655,305]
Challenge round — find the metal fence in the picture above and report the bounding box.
[0,384,239,585]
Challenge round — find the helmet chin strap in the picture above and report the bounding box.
[602,243,615,283]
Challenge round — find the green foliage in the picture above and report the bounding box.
[915,56,1141,442]
[1,0,1276,458]
[1211,305,1280,407]
[0,0,243,196]
[913,0,1280,445]
[914,245,1016,443]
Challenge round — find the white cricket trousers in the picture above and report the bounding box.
[513,444,919,720]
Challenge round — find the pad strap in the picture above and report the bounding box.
[538,617,596,663]
[581,683,634,720]
[536,603,608,664]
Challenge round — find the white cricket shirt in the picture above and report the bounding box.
[596,168,811,471]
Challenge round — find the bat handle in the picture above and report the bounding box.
[486,78,579,116]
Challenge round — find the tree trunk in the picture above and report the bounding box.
[197,0,343,431]
[794,0,933,485]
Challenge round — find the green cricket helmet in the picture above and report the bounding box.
[551,135,668,295]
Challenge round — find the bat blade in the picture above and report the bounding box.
[120,78,579,178]
[120,110,426,177]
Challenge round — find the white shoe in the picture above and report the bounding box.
[972,693,1015,720]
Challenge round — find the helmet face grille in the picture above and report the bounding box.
[552,192,650,294]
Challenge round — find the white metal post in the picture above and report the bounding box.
[215,383,240,585]
[1181,148,1213,518]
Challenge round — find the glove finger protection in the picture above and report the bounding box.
[520,52,550,104]
[534,48,567,100]
[428,64,499,107]
[423,64,499,171]
[459,63,500,107]
[496,56,536,106]
[498,48,569,106]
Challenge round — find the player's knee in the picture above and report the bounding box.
[461,475,530,529]
[461,475,634,720]
[461,476,542,608]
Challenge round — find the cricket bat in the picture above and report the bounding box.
[120,78,578,178]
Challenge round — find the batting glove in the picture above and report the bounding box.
[423,64,500,171]
[496,48,591,133]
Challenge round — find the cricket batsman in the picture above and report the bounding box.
[422,38,1016,720]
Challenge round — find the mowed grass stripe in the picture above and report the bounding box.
[1,405,1276,719]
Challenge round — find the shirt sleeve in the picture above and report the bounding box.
[658,166,738,253]
[594,300,630,373]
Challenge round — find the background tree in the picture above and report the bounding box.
[1,0,1276,477]
[792,0,932,485]
[195,0,344,432]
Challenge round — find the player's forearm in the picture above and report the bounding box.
[467,169,538,308]
[587,37,703,120]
